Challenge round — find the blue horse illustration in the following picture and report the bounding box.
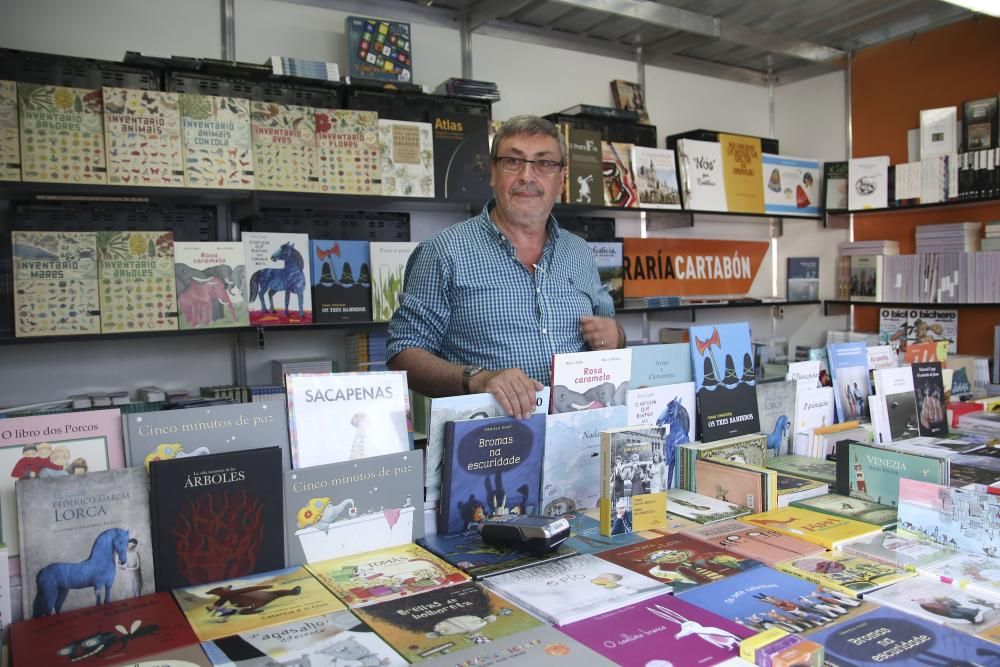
[249,242,306,317]
[655,396,691,489]
[766,415,790,457]
[33,527,129,617]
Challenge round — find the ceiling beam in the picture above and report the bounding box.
[465,0,536,32]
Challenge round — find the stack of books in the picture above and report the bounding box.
[270,357,335,385]
[915,221,982,254]
[267,56,340,81]
[984,220,1000,251]
[433,77,500,101]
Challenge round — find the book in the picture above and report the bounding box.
[786,256,819,302]
[174,241,249,329]
[625,381,696,476]
[912,361,949,436]
[306,543,470,608]
[667,488,752,524]
[837,441,949,507]
[179,92,254,189]
[417,526,576,580]
[284,450,425,566]
[920,106,958,157]
[285,371,409,469]
[763,154,820,216]
[963,96,998,150]
[681,519,825,567]
[919,552,1000,600]
[790,493,897,528]
[589,241,623,309]
[775,550,915,597]
[242,230,312,325]
[599,425,668,536]
[719,133,765,213]
[97,230,178,334]
[896,479,999,555]
[201,608,406,667]
[482,553,668,626]
[601,140,638,207]
[609,79,648,122]
[560,511,645,556]
[549,348,631,414]
[676,139,727,211]
[316,108,381,194]
[628,342,693,388]
[123,400,289,470]
[103,87,183,186]
[839,530,960,570]
[346,15,412,83]
[542,406,627,515]
[379,119,434,197]
[18,83,107,184]
[757,379,796,457]
[12,230,101,337]
[791,386,836,455]
[430,110,491,204]
[250,101,317,192]
[630,145,682,208]
[438,413,545,536]
[679,432,770,491]
[310,239,372,324]
[765,454,837,486]
[775,473,829,507]
[823,161,848,210]
[0,80,18,181]
[559,591,754,665]
[827,341,871,423]
[848,156,890,210]
[149,447,284,591]
[562,125,605,206]
[866,573,1000,635]
[370,241,419,322]
[694,458,774,513]
[689,322,760,442]
[420,624,615,667]
[866,345,898,386]
[172,564,346,642]
[17,467,154,618]
[871,366,919,444]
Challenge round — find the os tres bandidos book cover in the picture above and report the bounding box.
[689,323,760,442]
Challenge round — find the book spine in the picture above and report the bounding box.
[437,421,458,533]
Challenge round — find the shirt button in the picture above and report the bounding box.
[536,288,540,293]
[541,328,547,334]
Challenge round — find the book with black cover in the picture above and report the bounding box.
[430,110,492,205]
[563,125,605,206]
[963,96,998,151]
[689,323,760,442]
[912,361,948,437]
[149,447,284,591]
[786,257,819,302]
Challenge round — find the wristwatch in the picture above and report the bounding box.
[462,365,484,394]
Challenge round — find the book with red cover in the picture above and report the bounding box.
[679,518,825,567]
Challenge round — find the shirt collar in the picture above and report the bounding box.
[479,199,562,245]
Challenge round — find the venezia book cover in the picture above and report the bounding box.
[316,108,380,195]
[18,83,106,184]
[689,322,760,442]
[96,230,178,334]
[250,101,317,192]
[174,241,249,329]
[180,92,254,189]
[310,239,371,324]
[837,441,948,507]
[103,87,183,186]
[242,230,313,325]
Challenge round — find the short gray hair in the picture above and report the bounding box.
[490,115,566,164]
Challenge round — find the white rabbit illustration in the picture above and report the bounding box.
[646,603,741,649]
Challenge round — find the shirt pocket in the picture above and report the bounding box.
[550,274,598,317]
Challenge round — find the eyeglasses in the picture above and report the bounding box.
[494,156,564,176]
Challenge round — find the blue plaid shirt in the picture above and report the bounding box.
[386,201,615,386]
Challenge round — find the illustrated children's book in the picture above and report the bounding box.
[589,241,623,308]
[694,458,774,513]
[625,381,697,445]
[0,80,19,181]
[838,530,959,571]
[774,550,916,597]
[666,488,752,525]
[173,241,249,329]
[346,15,412,83]
[870,366,918,444]
[285,450,424,566]
[896,478,999,556]
[764,454,837,486]
[316,108,381,194]
[738,506,883,550]
[559,591,755,666]
[103,87,183,186]
[250,101,317,192]
[378,119,434,197]
[97,230,178,333]
[149,447,284,591]
[756,379,796,457]
[17,467,154,618]
[678,432,770,491]
[790,493,898,529]
[676,139,727,211]
[18,83,107,184]
[417,525,576,580]
[560,512,644,556]
[689,323,760,442]
[172,565,346,642]
[762,154,820,216]
[370,241,419,322]
[483,554,669,626]
[602,140,638,208]
[827,341,871,423]
[628,342,693,387]
[630,145,682,209]
[179,92,254,189]
[912,361,949,436]
[421,623,616,667]
[549,348,631,414]
[353,581,542,662]
[919,552,1000,600]
[681,519,825,567]
[837,441,949,507]
[310,239,372,324]
[599,425,668,537]
[438,413,545,536]
[242,230,313,325]
[12,230,101,337]
[865,573,1000,636]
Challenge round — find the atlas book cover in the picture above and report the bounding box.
[316,108,381,194]
[378,119,434,197]
[775,551,915,597]
[149,447,284,591]
[284,450,424,566]
[250,101,317,192]
[180,92,254,188]
[310,239,372,324]
[103,87,183,186]
[17,467,154,618]
[431,109,491,205]
[0,80,19,181]
[680,519,824,567]
[689,323,760,442]
[97,230,178,334]
[599,425,668,537]
[18,83,107,184]
[173,241,249,329]
[243,230,313,325]
[417,526,576,580]
[550,348,631,415]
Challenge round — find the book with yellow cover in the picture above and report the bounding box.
[599,426,668,537]
[103,87,184,186]
[719,133,764,213]
[18,83,107,184]
[305,543,470,608]
[738,506,883,550]
[775,549,916,597]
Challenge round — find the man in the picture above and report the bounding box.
[387,115,623,419]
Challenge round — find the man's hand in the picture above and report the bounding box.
[470,368,544,420]
[580,315,623,350]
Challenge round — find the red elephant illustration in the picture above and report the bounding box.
[179,276,236,327]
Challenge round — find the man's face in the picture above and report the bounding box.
[490,132,565,227]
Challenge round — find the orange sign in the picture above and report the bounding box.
[623,237,770,298]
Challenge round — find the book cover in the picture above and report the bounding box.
[598,532,762,593]
[776,473,828,507]
[765,454,836,486]
[123,400,289,470]
[560,511,644,556]
[310,239,372,324]
[775,551,915,597]
[912,361,949,436]
[919,552,1000,600]
[439,413,545,536]
[103,87,183,186]
[786,256,819,302]
[201,608,406,667]
[421,623,615,667]
[18,83,107,184]
[848,156,889,210]
[172,564,346,642]
[174,241,249,329]
[346,15,412,83]
[431,110,491,204]
[97,230,178,334]
[542,406,627,515]
[677,567,872,636]
[316,108,380,194]
[676,139,727,211]
[628,342,693,388]
[610,79,648,122]
[827,341,871,423]
[0,408,124,561]
[903,340,947,364]
[763,154,821,216]
[790,493,897,528]
[12,230,101,337]
[550,348,631,414]
[483,553,669,626]
[824,160,848,210]
[963,96,998,150]
[179,92,254,189]
[694,458,771,513]
[370,241,419,322]
[285,371,409,469]
[865,573,1000,635]
[601,140,638,207]
[689,322,760,442]
[667,488,752,524]
[920,106,958,157]
[879,307,909,350]
[284,450,424,566]
[306,543,469,608]
[681,519,825,567]
[379,119,434,197]
[630,145,682,209]
[756,379,796,457]
[792,386,835,454]
[720,133,765,213]
[559,591,754,665]
[739,507,882,551]
[242,230,312,325]
[0,80,19,181]
[562,126,604,206]
[897,479,999,556]
[589,241,623,309]
[250,101,317,192]
[873,366,919,443]
[599,426,668,536]
[839,530,959,571]
[10,591,201,666]
[626,381,696,441]
[149,447,284,591]
[17,467,154,618]
[418,526,576,580]
[905,308,958,354]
